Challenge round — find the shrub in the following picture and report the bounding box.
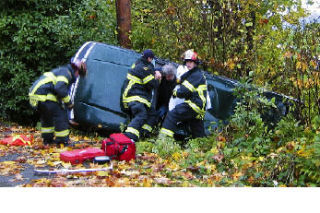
[0,0,117,124]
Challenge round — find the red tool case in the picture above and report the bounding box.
[60,147,105,164]
[101,133,135,162]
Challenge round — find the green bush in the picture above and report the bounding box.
[0,0,117,124]
[152,137,182,158]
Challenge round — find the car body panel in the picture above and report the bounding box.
[71,41,293,135]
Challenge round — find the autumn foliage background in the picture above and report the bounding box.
[1,0,320,187]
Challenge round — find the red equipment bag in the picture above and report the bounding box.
[0,134,32,146]
[60,147,105,164]
[101,133,135,162]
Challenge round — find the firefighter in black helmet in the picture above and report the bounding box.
[29,58,86,146]
[159,50,207,139]
[122,49,162,141]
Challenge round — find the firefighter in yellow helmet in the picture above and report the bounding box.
[159,50,207,139]
[28,58,86,146]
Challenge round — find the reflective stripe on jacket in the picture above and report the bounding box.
[122,57,158,108]
[173,67,207,119]
[29,65,76,107]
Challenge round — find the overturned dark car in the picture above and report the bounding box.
[69,41,295,136]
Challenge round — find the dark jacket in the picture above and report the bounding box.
[156,76,177,109]
[29,64,77,108]
[173,66,208,119]
[122,57,158,108]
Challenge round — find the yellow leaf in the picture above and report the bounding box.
[232,172,243,180]
[62,162,72,169]
[296,61,301,69]
[296,61,308,72]
[310,60,317,69]
[210,147,219,155]
[301,62,308,72]
[205,164,216,173]
[168,162,179,171]
[49,147,56,153]
[297,149,309,157]
[2,161,16,166]
[143,178,152,187]
[47,161,61,167]
[228,61,235,70]
[172,152,181,161]
[50,153,60,160]
[276,147,284,153]
[196,161,205,167]
[97,171,109,177]
[182,181,190,187]
[217,141,225,149]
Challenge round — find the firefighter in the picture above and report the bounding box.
[122,49,162,141]
[159,50,208,139]
[138,63,177,138]
[29,58,86,146]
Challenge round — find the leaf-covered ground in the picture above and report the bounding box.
[0,123,222,187]
[1,118,319,187]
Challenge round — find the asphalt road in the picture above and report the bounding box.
[0,153,44,187]
[0,123,52,187]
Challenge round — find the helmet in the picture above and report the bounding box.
[183,49,199,63]
[71,58,87,76]
[142,49,155,59]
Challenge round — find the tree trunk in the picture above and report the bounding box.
[116,0,132,48]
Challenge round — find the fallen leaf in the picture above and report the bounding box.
[121,170,140,177]
[47,161,62,167]
[96,171,109,177]
[15,156,27,163]
[142,178,152,187]
[36,159,46,165]
[50,178,67,187]
[154,177,171,185]
[115,178,130,187]
[61,162,72,169]
[172,152,181,161]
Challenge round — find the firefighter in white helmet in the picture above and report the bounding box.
[159,49,208,139]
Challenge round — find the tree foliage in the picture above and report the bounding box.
[1,0,318,125]
[131,0,305,75]
[0,0,117,123]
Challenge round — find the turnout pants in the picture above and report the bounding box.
[124,101,157,141]
[160,103,205,138]
[38,101,69,144]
